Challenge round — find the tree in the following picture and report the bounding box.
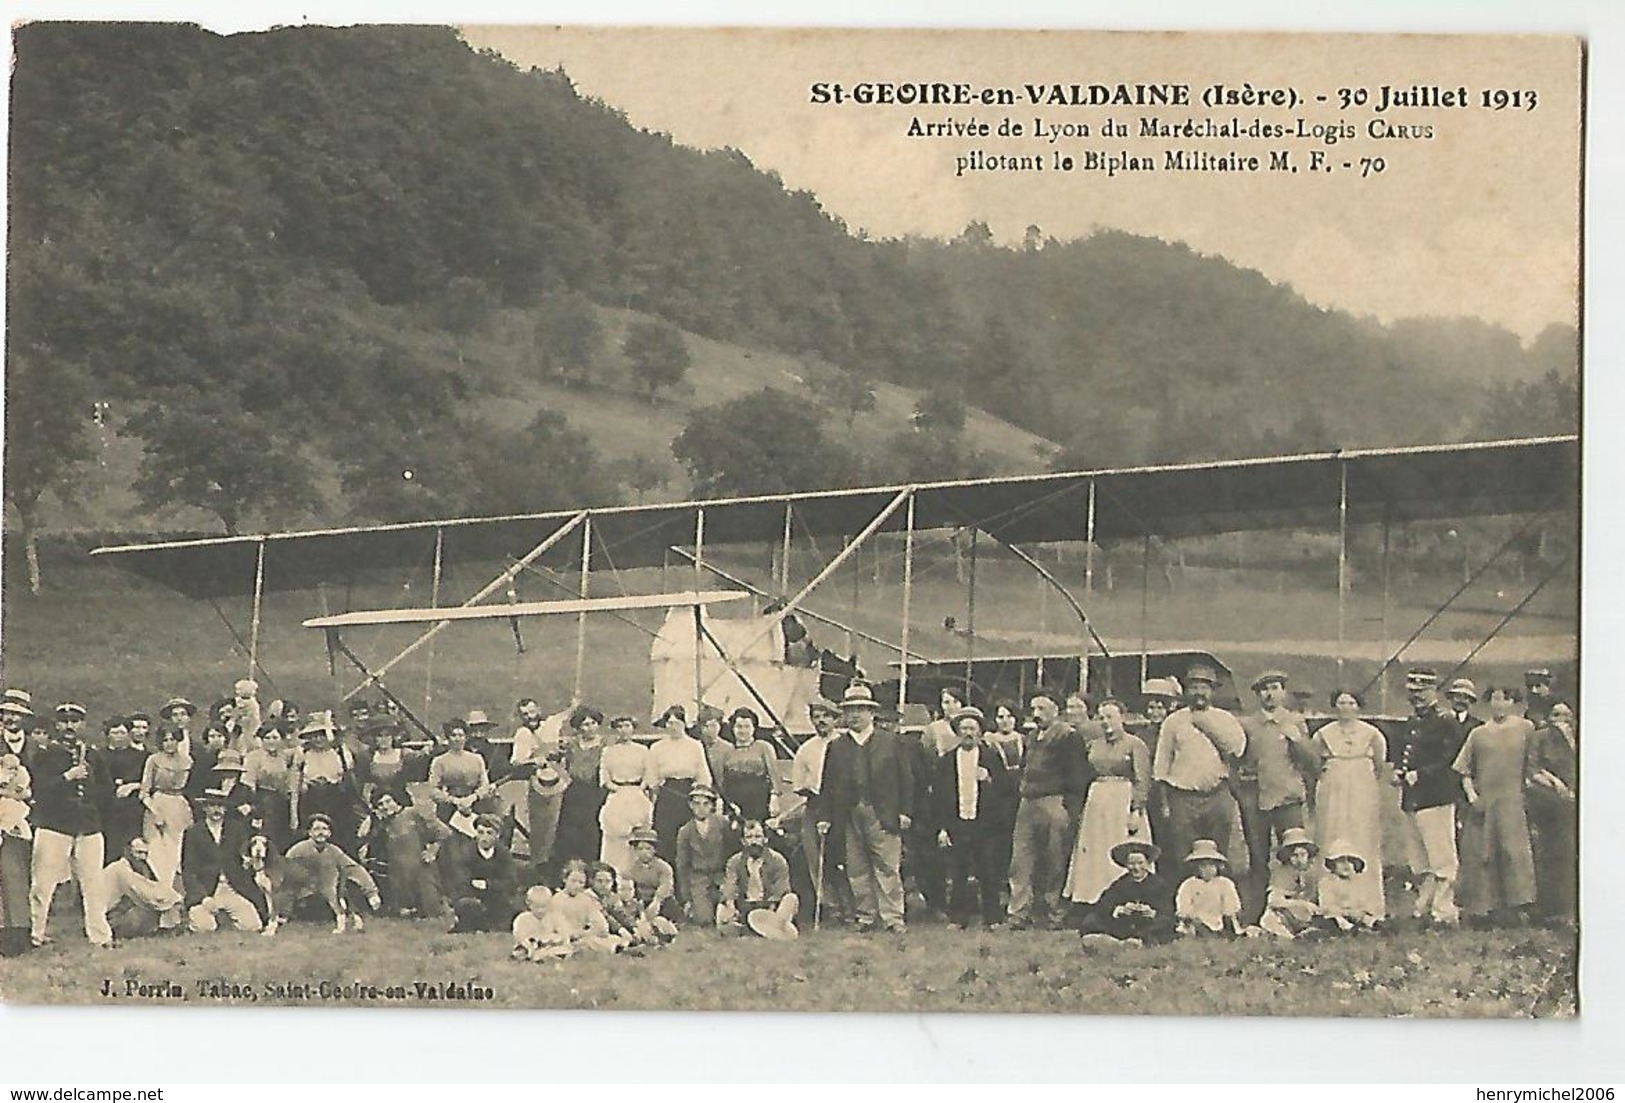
[623,318,691,401]
[464,409,621,514]
[672,387,856,497]
[130,392,319,534]
[534,291,605,387]
[616,451,669,504]
[2,350,95,592]
[805,362,877,429]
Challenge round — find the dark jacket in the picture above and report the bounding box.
[932,743,1009,832]
[821,725,915,834]
[1394,704,1465,811]
[30,742,112,836]
[439,834,519,912]
[181,819,261,907]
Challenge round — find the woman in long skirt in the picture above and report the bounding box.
[140,729,193,887]
[1524,700,1577,926]
[645,707,713,865]
[1454,686,1538,924]
[1311,690,1387,920]
[554,707,607,865]
[1064,700,1152,906]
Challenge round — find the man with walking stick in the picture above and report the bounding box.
[790,697,852,928]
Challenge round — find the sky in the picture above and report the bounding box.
[459,26,1582,343]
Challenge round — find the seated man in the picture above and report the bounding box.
[443,814,519,933]
[278,814,382,933]
[717,820,799,940]
[102,837,185,939]
[1078,840,1176,945]
[183,790,266,933]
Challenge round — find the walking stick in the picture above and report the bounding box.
[814,825,829,932]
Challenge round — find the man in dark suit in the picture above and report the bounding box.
[820,684,914,934]
[441,814,519,933]
[933,707,1009,928]
[29,703,116,948]
[182,790,266,932]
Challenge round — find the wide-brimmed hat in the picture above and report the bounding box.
[1140,677,1180,701]
[628,826,659,847]
[747,906,799,942]
[807,697,840,719]
[213,749,246,772]
[159,696,197,719]
[839,684,881,710]
[233,679,259,697]
[1404,668,1439,692]
[1445,678,1479,702]
[1183,839,1228,866]
[1110,839,1161,867]
[0,690,34,717]
[1250,670,1290,692]
[1185,664,1220,688]
[1323,840,1367,873]
[465,709,495,730]
[192,785,232,807]
[54,702,87,720]
[950,705,986,726]
[1274,827,1318,863]
[299,711,337,737]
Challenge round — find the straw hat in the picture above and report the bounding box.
[1274,827,1318,864]
[1141,677,1181,701]
[839,684,881,710]
[1183,839,1228,866]
[465,709,495,730]
[1445,678,1479,702]
[212,749,246,773]
[747,906,800,942]
[300,711,337,738]
[1322,839,1367,874]
[159,696,197,719]
[1110,839,1161,867]
[807,698,840,719]
[0,690,35,718]
[951,706,986,726]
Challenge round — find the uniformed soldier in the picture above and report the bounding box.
[1393,668,1463,926]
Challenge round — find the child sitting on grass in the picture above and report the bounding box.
[1317,841,1383,933]
[590,862,661,951]
[511,885,555,960]
[1259,828,1322,940]
[1175,839,1243,938]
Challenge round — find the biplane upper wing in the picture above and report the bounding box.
[89,435,1579,600]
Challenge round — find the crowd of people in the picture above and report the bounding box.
[0,660,1577,961]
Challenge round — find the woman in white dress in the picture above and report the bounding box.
[1310,690,1387,919]
[1064,699,1152,906]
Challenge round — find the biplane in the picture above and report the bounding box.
[89,435,1579,747]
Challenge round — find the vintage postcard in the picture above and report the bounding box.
[0,23,1580,1017]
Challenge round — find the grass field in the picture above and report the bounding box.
[0,914,1577,1017]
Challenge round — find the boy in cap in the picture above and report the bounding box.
[29,703,115,948]
[1236,670,1315,924]
[1394,668,1463,926]
[624,825,681,923]
[674,785,730,924]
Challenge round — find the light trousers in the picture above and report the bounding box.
[843,802,904,928]
[29,828,112,945]
[189,880,264,932]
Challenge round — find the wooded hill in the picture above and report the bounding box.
[5,22,1578,551]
